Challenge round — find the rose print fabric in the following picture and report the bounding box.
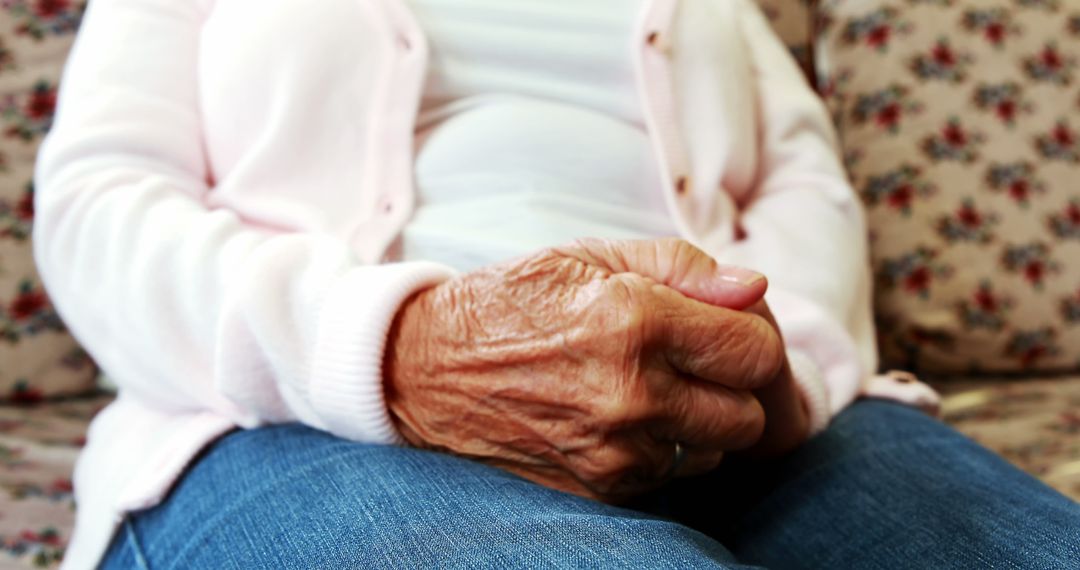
[817,0,1080,374]
[0,395,110,569]
[0,1,97,400]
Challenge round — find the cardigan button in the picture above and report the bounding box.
[675,176,689,195]
[646,31,672,55]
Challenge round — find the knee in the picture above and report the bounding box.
[825,399,956,449]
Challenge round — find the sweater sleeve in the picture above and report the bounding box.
[32,0,454,443]
[711,0,879,428]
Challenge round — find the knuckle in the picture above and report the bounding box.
[669,238,708,264]
[660,238,715,278]
[727,394,767,449]
[755,322,786,380]
[593,384,652,428]
[604,277,654,342]
[738,317,785,388]
[574,448,637,495]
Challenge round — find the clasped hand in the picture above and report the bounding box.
[386,238,810,503]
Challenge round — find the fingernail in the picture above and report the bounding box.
[717,267,766,286]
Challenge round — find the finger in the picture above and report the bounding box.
[747,359,811,457]
[556,238,768,310]
[653,374,767,451]
[739,300,813,456]
[742,299,782,331]
[650,287,786,391]
[591,436,723,492]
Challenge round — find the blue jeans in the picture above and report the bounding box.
[102,401,1080,569]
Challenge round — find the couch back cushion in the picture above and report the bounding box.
[0,2,97,401]
[816,0,1080,374]
[758,0,815,76]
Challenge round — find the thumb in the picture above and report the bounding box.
[557,238,767,310]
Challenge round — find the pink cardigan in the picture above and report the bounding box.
[34,0,939,566]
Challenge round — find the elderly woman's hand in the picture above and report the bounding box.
[385,238,806,502]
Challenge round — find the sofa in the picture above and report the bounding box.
[1,1,1077,567]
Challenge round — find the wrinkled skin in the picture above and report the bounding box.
[385,238,809,503]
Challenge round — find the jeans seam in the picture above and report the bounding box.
[124,519,152,570]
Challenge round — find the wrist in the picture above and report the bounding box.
[383,287,436,448]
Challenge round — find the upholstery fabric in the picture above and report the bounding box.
[816,0,1080,374]
[758,0,815,76]
[0,2,97,401]
[0,395,109,568]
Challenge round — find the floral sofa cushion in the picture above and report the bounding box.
[0,2,97,401]
[757,0,815,76]
[816,0,1080,374]
[0,396,109,568]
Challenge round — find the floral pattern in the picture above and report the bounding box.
[0,181,33,240]
[1,80,57,142]
[841,7,912,51]
[985,161,1046,206]
[860,163,937,214]
[910,38,973,82]
[0,278,65,344]
[1023,42,1075,85]
[937,376,1080,502]
[957,280,1015,330]
[973,82,1033,126]
[1005,327,1061,366]
[877,246,954,298]
[851,85,923,133]
[0,36,14,71]
[0,0,85,41]
[818,0,1080,373]
[1047,197,1080,237]
[960,8,1018,48]
[1000,241,1061,288]
[0,396,110,568]
[1035,119,1080,161]
[0,1,97,401]
[0,528,64,567]
[936,198,999,243]
[921,117,985,162]
[1060,287,1080,322]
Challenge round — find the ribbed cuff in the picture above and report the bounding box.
[862,371,942,417]
[787,349,832,436]
[310,261,457,444]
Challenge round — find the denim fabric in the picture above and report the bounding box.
[101,401,1080,569]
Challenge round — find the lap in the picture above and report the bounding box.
[102,421,749,569]
[666,400,1080,569]
[102,400,1080,569]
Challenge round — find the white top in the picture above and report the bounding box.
[402,0,677,271]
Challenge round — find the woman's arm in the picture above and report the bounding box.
[714,0,878,427]
[33,0,453,442]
